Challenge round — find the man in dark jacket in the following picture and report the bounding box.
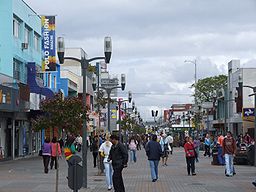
[108,134,128,192]
[145,134,163,182]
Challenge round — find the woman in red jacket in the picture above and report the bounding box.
[184,137,196,176]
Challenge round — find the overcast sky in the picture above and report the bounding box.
[25,0,256,121]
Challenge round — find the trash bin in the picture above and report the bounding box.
[247,145,255,166]
[211,146,219,165]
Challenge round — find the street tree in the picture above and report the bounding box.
[32,93,88,135]
[192,74,227,103]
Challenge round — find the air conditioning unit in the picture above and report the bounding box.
[21,43,28,50]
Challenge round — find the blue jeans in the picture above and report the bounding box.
[104,162,113,188]
[149,160,159,180]
[217,146,225,165]
[224,154,234,176]
[130,150,136,162]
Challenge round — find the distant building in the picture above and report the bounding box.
[213,59,256,138]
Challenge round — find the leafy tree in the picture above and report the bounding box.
[192,75,227,103]
[32,93,88,135]
[119,116,145,134]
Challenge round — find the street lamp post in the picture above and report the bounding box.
[151,110,158,131]
[117,91,132,141]
[184,59,198,132]
[57,36,112,188]
[92,74,126,133]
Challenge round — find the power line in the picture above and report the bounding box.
[117,91,191,96]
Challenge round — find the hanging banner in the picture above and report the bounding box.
[41,16,56,71]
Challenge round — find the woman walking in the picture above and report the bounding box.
[184,137,197,176]
[129,136,137,163]
[42,137,51,173]
[50,137,62,169]
[91,135,99,168]
[160,133,169,166]
[193,136,201,162]
[99,134,113,191]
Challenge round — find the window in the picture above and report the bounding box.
[24,27,30,45]
[13,18,20,38]
[13,59,21,81]
[34,33,40,51]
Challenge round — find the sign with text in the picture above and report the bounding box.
[41,16,56,71]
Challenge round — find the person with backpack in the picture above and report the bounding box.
[222,131,237,177]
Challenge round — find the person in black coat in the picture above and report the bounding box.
[145,134,163,182]
[108,134,128,192]
[91,135,99,168]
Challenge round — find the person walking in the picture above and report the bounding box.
[145,134,163,182]
[204,134,211,157]
[75,134,82,152]
[50,137,62,169]
[184,137,197,176]
[108,134,128,192]
[166,134,174,155]
[160,133,169,166]
[99,134,113,191]
[193,136,201,162]
[129,136,137,163]
[222,131,237,177]
[42,137,51,174]
[91,135,99,168]
[217,133,225,165]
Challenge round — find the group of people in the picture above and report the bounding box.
[184,131,237,177]
[41,137,62,173]
[40,130,255,191]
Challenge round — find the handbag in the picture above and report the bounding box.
[38,149,43,156]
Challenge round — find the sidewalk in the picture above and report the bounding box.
[0,148,255,192]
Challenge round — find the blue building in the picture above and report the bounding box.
[0,0,45,160]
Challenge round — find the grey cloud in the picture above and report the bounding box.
[24,0,256,120]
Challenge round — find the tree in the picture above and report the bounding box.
[32,93,88,135]
[192,74,227,103]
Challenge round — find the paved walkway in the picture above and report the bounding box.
[0,148,255,192]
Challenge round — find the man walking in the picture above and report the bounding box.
[108,134,128,192]
[217,133,225,165]
[145,134,163,182]
[204,134,211,157]
[222,131,237,177]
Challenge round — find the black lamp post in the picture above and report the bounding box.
[92,74,126,133]
[57,36,112,188]
[117,91,132,141]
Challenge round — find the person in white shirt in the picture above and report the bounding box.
[75,134,82,152]
[166,135,174,154]
[99,134,113,190]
